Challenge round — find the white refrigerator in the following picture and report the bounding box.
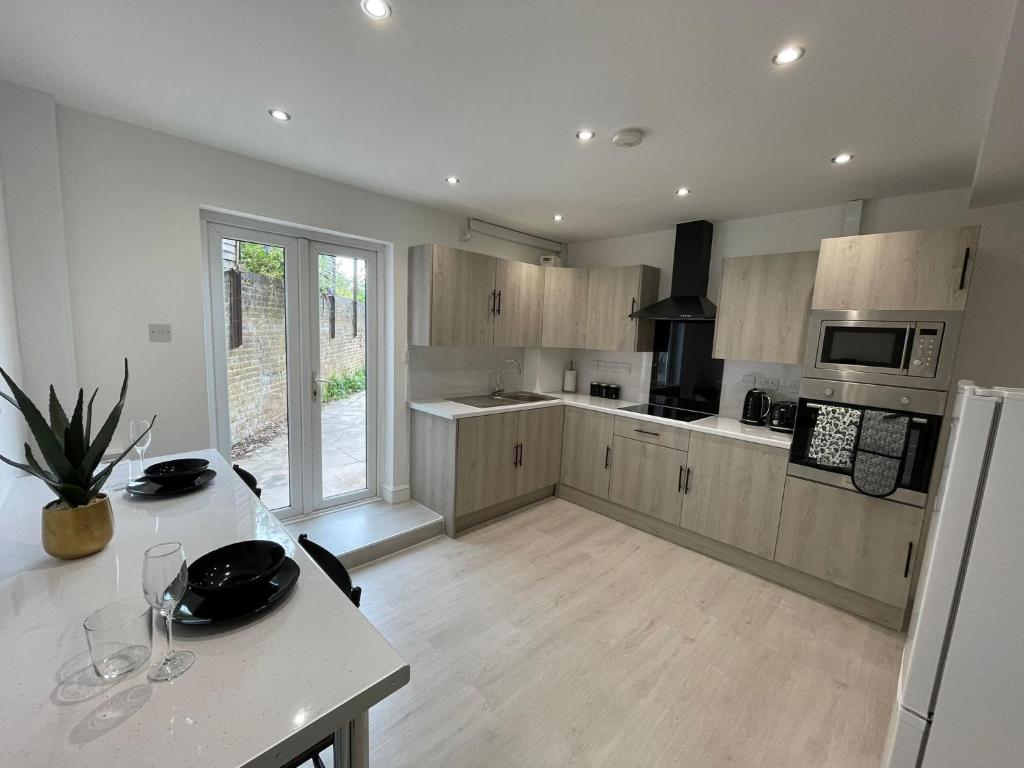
[884,382,1024,767]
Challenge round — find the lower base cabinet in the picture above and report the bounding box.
[608,436,687,525]
[560,408,615,499]
[774,476,923,607]
[679,432,788,559]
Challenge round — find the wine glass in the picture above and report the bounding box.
[142,542,195,681]
[129,419,152,481]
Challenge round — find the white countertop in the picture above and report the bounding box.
[409,393,792,449]
[0,449,409,768]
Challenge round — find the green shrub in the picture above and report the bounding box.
[321,368,366,404]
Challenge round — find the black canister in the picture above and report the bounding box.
[590,382,599,397]
[606,384,620,400]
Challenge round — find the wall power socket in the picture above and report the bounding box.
[754,376,779,391]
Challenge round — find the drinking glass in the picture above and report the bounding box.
[84,597,152,680]
[142,541,195,681]
[129,419,152,481]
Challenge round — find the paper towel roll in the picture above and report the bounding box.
[563,369,577,393]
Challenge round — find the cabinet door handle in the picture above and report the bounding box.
[489,290,496,314]
[683,467,691,494]
[518,443,523,467]
[677,465,684,492]
[604,445,611,469]
[958,247,971,290]
[635,429,661,437]
[630,296,637,320]
[904,541,914,578]
[496,290,502,315]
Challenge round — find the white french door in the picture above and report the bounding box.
[204,216,378,519]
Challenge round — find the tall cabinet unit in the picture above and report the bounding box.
[585,266,660,352]
[409,244,545,347]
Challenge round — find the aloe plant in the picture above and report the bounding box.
[0,360,155,507]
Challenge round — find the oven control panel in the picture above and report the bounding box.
[907,322,944,377]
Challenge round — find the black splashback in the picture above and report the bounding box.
[647,320,723,414]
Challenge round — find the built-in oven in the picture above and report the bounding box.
[787,378,947,507]
[803,310,961,390]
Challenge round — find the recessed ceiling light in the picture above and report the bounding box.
[575,129,595,141]
[771,46,805,66]
[360,0,391,19]
[444,176,460,185]
[553,214,564,222]
[268,108,291,122]
[830,153,854,165]
[676,187,691,197]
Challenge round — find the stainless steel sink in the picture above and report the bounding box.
[447,392,558,409]
[499,391,559,403]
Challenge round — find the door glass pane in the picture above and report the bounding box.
[318,252,367,500]
[222,238,291,511]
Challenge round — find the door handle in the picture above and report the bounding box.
[678,465,684,492]
[517,443,523,467]
[496,290,502,315]
[604,445,611,469]
[630,296,637,320]
[312,372,329,400]
[959,247,971,290]
[513,443,519,467]
[634,429,661,437]
[489,290,496,314]
[904,541,914,578]
[683,467,691,494]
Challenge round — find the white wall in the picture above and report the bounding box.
[564,187,1024,416]
[0,153,27,503]
[52,105,548,499]
[0,82,77,405]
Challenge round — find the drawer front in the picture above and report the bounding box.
[614,416,690,451]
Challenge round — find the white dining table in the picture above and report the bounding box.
[0,449,409,768]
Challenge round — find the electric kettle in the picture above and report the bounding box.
[741,388,772,426]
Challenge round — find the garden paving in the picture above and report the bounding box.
[235,391,366,512]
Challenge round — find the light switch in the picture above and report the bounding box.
[148,323,172,343]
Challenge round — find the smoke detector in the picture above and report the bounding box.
[612,128,645,148]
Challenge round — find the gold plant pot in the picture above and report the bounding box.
[41,494,114,560]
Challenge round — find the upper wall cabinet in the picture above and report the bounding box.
[585,266,660,352]
[494,259,545,347]
[712,250,819,365]
[812,226,981,311]
[541,267,589,348]
[409,244,544,347]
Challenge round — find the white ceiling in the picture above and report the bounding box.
[0,0,1016,241]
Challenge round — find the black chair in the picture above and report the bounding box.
[282,535,363,768]
[232,464,262,498]
[298,534,362,608]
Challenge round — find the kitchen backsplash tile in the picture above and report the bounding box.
[408,346,525,400]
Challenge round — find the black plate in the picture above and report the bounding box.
[144,458,210,484]
[188,540,286,598]
[173,556,299,625]
[127,469,216,498]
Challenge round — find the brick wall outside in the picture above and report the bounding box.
[226,270,365,451]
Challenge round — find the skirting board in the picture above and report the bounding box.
[455,486,556,534]
[557,483,906,631]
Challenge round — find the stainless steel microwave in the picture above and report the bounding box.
[803,310,962,390]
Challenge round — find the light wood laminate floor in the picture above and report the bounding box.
[355,497,903,768]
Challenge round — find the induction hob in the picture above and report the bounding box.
[617,403,714,422]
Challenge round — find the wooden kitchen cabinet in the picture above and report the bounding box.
[713,250,819,364]
[811,226,981,311]
[541,267,589,348]
[455,412,519,517]
[774,476,923,607]
[494,259,545,347]
[409,244,496,347]
[560,407,615,499]
[585,266,660,352]
[608,436,687,526]
[679,432,788,559]
[515,406,564,496]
